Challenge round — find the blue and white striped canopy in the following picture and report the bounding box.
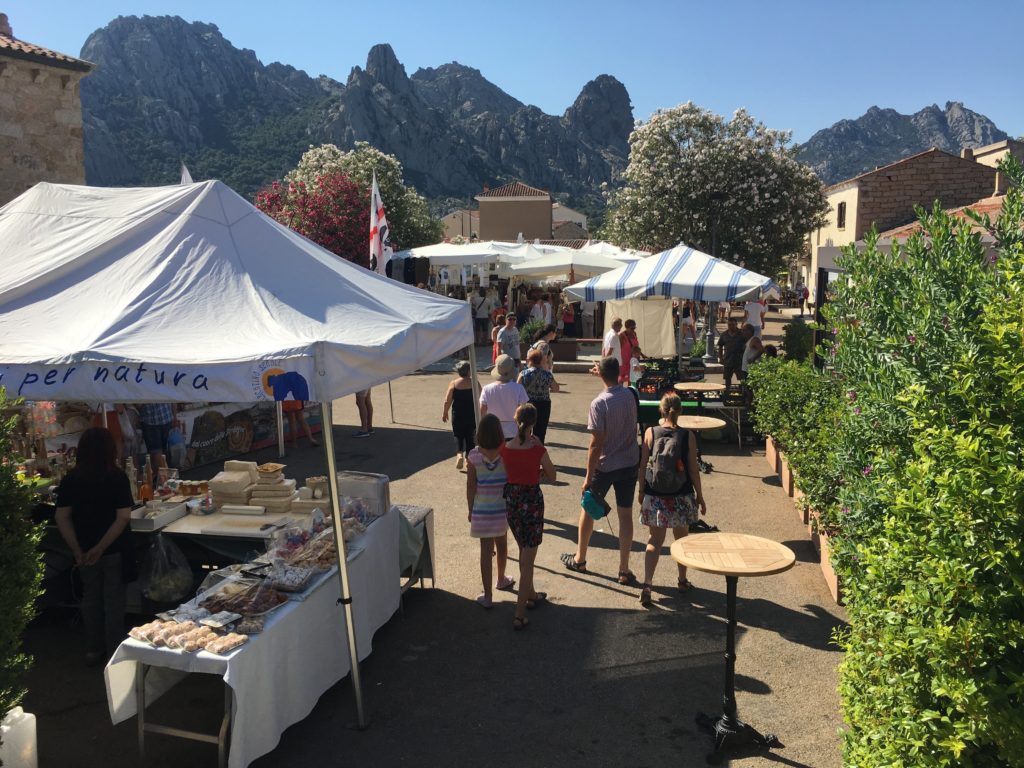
[564,244,779,303]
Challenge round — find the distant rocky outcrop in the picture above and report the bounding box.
[79,16,634,205]
[798,102,1008,185]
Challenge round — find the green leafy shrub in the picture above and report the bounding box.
[0,390,45,724]
[745,357,844,523]
[689,338,706,358]
[781,319,814,361]
[827,156,1024,766]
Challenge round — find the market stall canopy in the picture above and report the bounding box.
[506,249,630,279]
[575,240,649,262]
[0,181,472,403]
[564,244,779,303]
[393,240,567,267]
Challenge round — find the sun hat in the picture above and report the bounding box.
[492,354,516,382]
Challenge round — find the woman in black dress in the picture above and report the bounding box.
[55,426,135,665]
[442,360,478,469]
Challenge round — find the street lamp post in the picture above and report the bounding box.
[703,192,726,363]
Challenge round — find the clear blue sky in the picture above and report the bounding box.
[8,0,1023,143]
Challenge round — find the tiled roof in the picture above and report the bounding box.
[878,195,1007,239]
[477,181,550,199]
[553,220,589,239]
[0,33,94,72]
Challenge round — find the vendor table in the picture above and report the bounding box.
[673,382,743,448]
[105,506,400,768]
[671,532,795,763]
[673,381,726,395]
[676,415,727,432]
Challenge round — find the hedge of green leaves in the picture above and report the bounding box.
[825,157,1024,766]
[0,390,44,723]
[781,319,814,362]
[745,357,843,527]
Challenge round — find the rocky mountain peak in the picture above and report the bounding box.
[564,75,633,155]
[798,102,1008,185]
[359,43,410,93]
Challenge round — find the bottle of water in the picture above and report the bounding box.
[629,356,641,385]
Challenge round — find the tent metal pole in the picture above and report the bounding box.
[276,402,285,458]
[387,382,395,424]
[466,344,481,423]
[319,399,367,729]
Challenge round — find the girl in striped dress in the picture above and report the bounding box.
[467,413,512,608]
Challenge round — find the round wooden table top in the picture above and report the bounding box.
[676,415,727,431]
[673,381,726,393]
[671,532,796,577]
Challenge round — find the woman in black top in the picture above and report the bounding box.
[442,360,478,469]
[56,427,135,664]
[636,393,707,605]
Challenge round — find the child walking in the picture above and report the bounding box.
[467,413,514,607]
[442,360,476,469]
[501,403,556,630]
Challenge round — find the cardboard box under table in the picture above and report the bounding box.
[104,506,400,768]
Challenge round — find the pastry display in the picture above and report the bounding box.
[270,564,314,592]
[205,633,248,655]
[126,619,249,654]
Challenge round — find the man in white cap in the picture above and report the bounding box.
[480,354,529,441]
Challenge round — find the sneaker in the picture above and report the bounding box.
[455,454,465,469]
[354,430,371,438]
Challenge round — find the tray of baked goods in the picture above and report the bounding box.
[128,619,249,655]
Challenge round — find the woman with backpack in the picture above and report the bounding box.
[636,392,706,605]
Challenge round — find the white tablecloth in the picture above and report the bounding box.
[105,507,400,768]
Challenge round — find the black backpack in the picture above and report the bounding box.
[645,426,691,494]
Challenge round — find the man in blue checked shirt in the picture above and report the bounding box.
[137,403,176,467]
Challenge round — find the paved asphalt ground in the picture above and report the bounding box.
[22,307,847,767]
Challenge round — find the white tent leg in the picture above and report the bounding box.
[276,402,285,458]
[320,400,367,728]
[467,344,481,423]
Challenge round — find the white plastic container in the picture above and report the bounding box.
[0,707,38,768]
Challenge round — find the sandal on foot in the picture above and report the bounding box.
[618,570,637,585]
[495,576,516,591]
[525,592,547,610]
[677,579,693,593]
[640,584,653,606]
[560,553,587,573]
[475,594,493,609]
[512,616,530,631]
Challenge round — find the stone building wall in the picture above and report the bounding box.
[856,151,997,235]
[0,59,90,206]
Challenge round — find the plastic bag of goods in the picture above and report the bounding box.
[139,533,194,603]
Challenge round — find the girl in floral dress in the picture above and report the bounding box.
[636,393,707,605]
[466,413,513,608]
[501,404,556,630]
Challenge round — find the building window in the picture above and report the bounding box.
[837,202,847,230]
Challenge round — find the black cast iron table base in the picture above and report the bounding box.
[697,574,784,764]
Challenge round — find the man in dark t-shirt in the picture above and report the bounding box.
[716,317,748,387]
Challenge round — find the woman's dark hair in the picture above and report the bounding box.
[540,323,556,338]
[763,344,778,358]
[476,413,505,450]
[514,403,538,444]
[494,314,506,326]
[75,427,118,476]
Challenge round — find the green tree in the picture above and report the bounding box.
[287,142,443,250]
[601,103,828,275]
[0,391,44,725]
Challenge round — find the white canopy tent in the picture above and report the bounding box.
[0,180,475,725]
[506,249,630,281]
[575,240,649,262]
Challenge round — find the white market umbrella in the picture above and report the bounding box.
[576,240,649,262]
[393,240,509,266]
[564,243,778,303]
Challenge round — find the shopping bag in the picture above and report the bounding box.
[139,533,194,603]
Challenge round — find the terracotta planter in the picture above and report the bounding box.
[819,531,842,605]
[765,435,780,475]
[792,484,808,524]
[779,452,794,497]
